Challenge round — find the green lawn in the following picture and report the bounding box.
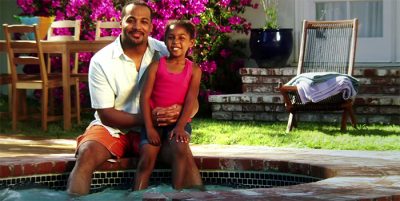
[0,112,399,151]
[191,118,400,151]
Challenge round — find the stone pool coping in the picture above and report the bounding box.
[1,144,400,200]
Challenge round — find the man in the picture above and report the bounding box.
[67,0,202,195]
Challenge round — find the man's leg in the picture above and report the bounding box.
[133,144,160,190]
[67,141,111,195]
[182,146,203,188]
[170,140,189,189]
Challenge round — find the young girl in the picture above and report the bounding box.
[134,20,203,190]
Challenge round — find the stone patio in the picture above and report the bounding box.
[0,135,399,200]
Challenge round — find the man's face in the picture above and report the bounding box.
[121,4,153,46]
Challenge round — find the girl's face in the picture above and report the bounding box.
[165,25,194,58]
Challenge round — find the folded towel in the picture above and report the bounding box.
[286,72,359,88]
[285,73,359,104]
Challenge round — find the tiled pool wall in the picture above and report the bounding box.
[0,169,321,193]
[0,156,330,180]
[0,156,325,193]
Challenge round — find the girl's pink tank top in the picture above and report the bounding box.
[150,57,193,108]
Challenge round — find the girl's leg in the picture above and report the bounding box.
[133,144,160,190]
[161,140,203,189]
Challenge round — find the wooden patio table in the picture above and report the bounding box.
[0,39,112,130]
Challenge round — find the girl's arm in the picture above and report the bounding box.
[170,63,202,143]
[140,61,161,145]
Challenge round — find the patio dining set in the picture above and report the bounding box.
[0,20,119,131]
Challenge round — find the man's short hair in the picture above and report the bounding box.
[121,0,153,20]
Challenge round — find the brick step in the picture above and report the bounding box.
[211,109,399,124]
[210,67,399,124]
[209,93,399,106]
[209,93,399,124]
[242,83,400,94]
[242,83,281,93]
[240,67,399,95]
[239,67,400,77]
[242,75,400,84]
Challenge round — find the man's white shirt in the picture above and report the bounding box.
[88,36,168,137]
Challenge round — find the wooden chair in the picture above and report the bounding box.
[0,69,12,118]
[47,20,81,75]
[278,19,359,132]
[0,73,29,118]
[48,19,87,80]
[3,24,80,131]
[47,20,82,122]
[95,21,120,41]
[1,55,32,118]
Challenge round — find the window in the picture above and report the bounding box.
[298,0,396,63]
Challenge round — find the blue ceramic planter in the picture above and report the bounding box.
[249,28,293,67]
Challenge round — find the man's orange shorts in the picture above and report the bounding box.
[76,125,140,158]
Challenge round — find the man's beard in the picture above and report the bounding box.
[123,30,145,47]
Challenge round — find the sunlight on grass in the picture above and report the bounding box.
[1,111,399,151]
[191,118,400,151]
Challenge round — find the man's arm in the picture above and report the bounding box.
[97,108,143,129]
[152,99,198,127]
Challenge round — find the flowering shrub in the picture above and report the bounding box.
[17,0,257,115]
[17,0,59,16]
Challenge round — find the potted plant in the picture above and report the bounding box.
[249,0,293,67]
[15,0,57,40]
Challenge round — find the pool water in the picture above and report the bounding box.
[0,169,321,200]
[0,184,233,201]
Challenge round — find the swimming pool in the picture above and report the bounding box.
[1,146,399,200]
[0,156,322,200]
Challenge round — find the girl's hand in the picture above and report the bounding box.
[169,126,189,143]
[146,128,161,146]
[152,104,182,126]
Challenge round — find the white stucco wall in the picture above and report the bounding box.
[0,0,20,95]
[396,0,400,62]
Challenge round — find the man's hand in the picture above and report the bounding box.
[152,104,182,126]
